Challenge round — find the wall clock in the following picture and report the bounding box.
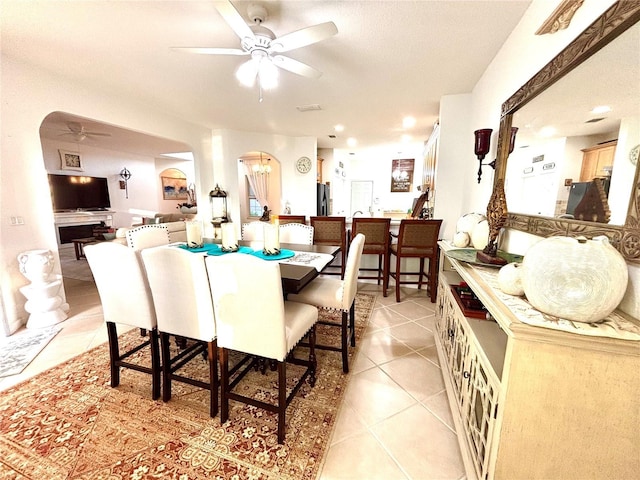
[296,156,312,174]
[630,144,639,166]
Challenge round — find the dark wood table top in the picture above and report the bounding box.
[202,239,340,294]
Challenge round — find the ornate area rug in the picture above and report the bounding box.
[0,293,375,479]
[0,325,61,378]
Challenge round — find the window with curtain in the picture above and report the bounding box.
[247,179,262,217]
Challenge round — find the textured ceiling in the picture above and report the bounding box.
[3,0,532,155]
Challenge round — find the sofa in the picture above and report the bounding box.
[114,212,197,246]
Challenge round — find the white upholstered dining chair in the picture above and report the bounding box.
[140,246,218,417]
[279,223,314,245]
[205,253,318,444]
[126,224,170,250]
[84,241,161,399]
[287,233,365,373]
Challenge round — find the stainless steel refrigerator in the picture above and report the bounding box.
[317,183,330,216]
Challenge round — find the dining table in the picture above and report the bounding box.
[186,239,341,295]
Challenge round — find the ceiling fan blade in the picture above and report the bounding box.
[270,21,338,53]
[214,0,255,41]
[272,55,322,79]
[171,47,248,56]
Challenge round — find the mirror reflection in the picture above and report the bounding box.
[505,23,640,225]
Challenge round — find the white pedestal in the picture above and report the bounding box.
[19,274,69,329]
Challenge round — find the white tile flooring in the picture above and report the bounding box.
[1,258,466,480]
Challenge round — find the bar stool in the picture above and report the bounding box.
[351,217,391,296]
[310,216,347,277]
[389,219,442,303]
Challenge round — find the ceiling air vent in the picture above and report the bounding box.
[296,104,322,112]
[585,117,605,123]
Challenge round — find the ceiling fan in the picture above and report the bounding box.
[172,1,338,92]
[58,122,112,142]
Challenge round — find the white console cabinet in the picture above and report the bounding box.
[435,242,639,480]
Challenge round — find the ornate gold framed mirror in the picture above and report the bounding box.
[492,1,640,264]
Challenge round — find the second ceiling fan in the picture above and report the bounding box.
[173,1,338,92]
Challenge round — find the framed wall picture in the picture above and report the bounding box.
[390,158,414,192]
[161,176,188,200]
[59,150,83,171]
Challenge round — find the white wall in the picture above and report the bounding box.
[435,94,475,241]
[1,55,211,335]
[463,0,638,318]
[41,137,196,227]
[333,141,425,218]
[210,129,318,238]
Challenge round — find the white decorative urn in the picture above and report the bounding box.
[498,262,524,296]
[17,249,54,284]
[521,235,628,323]
[471,220,489,250]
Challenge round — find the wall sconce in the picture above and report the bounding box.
[508,127,519,154]
[474,127,518,183]
[209,184,228,238]
[119,168,131,198]
[474,129,493,183]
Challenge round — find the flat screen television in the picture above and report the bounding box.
[48,173,111,212]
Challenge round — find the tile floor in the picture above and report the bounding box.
[1,252,466,480]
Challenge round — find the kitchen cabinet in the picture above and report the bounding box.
[317,157,324,183]
[579,140,616,181]
[435,241,639,480]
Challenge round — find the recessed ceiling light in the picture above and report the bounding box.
[591,105,611,114]
[334,124,344,132]
[540,126,556,137]
[402,116,416,129]
[347,137,357,147]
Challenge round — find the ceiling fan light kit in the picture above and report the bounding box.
[174,0,337,96]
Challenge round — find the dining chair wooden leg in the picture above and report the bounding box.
[349,301,356,348]
[149,329,161,400]
[219,347,229,425]
[160,332,172,402]
[418,258,425,290]
[208,340,219,418]
[308,326,317,386]
[278,361,286,444]
[107,321,120,388]
[341,311,349,373]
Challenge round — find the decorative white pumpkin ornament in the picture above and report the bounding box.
[456,213,486,234]
[498,262,524,296]
[521,235,628,323]
[471,220,489,250]
[452,231,470,247]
